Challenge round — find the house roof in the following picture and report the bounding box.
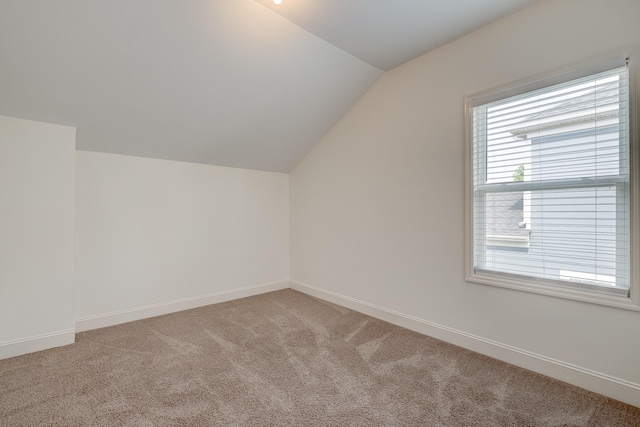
[486,193,530,238]
[510,80,622,139]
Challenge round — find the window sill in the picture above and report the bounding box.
[486,235,530,249]
[466,270,640,311]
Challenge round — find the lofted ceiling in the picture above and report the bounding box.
[0,0,537,172]
[254,0,537,72]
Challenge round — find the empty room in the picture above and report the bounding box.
[1,0,640,425]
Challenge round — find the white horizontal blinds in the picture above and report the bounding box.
[472,66,630,292]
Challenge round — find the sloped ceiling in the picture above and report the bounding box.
[0,0,536,172]
[254,0,537,72]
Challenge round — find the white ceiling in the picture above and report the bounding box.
[0,0,536,172]
[254,0,537,72]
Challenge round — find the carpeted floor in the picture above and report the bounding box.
[1,289,638,426]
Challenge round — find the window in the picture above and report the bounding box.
[465,54,639,310]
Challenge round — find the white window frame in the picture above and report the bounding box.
[464,52,640,311]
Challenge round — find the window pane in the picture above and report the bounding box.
[472,65,630,292]
[477,68,628,185]
[476,186,629,290]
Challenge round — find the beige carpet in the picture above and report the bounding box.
[1,289,638,426]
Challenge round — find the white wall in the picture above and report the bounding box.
[75,151,289,329]
[290,0,640,405]
[0,115,76,358]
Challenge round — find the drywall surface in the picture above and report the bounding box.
[290,0,640,390]
[0,115,76,351]
[75,151,289,320]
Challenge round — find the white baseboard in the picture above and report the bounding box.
[290,279,640,408]
[0,329,75,360]
[76,280,289,333]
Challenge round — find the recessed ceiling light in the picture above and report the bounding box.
[273,0,282,4]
